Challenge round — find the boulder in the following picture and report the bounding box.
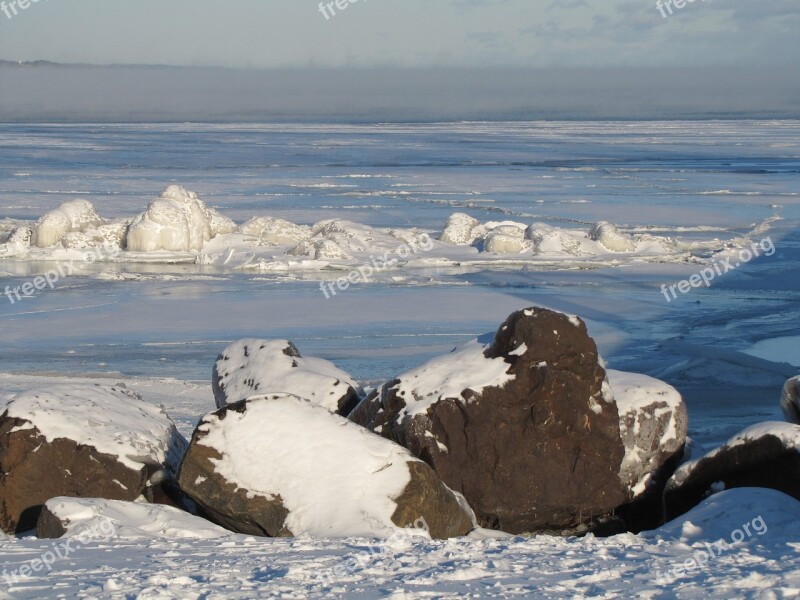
[664,421,800,521]
[37,497,230,540]
[177,395,475,539]
[349,307,628,534]
[610,370,687,531]
[0,384,187,534]
[781,376,800,424]
[212,339,363,415]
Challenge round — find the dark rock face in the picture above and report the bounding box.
[178,396,474,539]
[0,418,161,534]
[349,307,628,534]
[212,339,363,416]
[664,423,800,521]
[35,504,68,539]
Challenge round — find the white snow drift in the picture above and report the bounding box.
[42,497,231,540]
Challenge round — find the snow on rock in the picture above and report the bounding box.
[37,497,231,540]
[610,370,688,532]
[589,221,636,252]
[31,200,104,248]
[612,370,687,497]
[126,185,235,252]
[526,223,598,256]
[177,395,475,539]
[239,216,312,246]
[439,213,481,245]
[350,307,628,534]
[388,338,515,419]
[0,383,187,533]
[781,376,800,424]
[664,421,800,521]
[211,339,363,415]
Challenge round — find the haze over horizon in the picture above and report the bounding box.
[0,1,798,122]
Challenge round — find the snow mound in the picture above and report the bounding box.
[3,383,185,473]
[393,337,515,419]
[31,200,104,248]
[654,487,800,544]
[40,497,232,540]
[239,216,311,246]
[212,339,363,413]
[440,213,481,245]
[126,185,235,252]
[589,221,636,252]
[195,396,456,537]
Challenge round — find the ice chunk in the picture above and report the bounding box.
[589,221,636,252]
[440,213,480,245]
[31,200,104,248]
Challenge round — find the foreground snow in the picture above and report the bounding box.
[0,488,797,598]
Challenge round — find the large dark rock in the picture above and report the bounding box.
[0,384,186,534]
[178,395,474,539]
[664,421,800,521]
[349,307,628,534]
[212,339,363,416]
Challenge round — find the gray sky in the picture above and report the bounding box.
[0,0,798,68]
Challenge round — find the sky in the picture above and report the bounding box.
[0,0,798,68]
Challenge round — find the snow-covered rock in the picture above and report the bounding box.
[589,221,636,252]
[37,497,231,540]
[781,376,800,424]
[613,370,687,497]
[31,200,104,248]
[439,213,480,245]
[177,396,475,539]
[350,307,628,535]
[611,370,687,531]
[664,421,800,520]
[0,383,187,533]
[240,216,311,246]
[212,339,363,415]
[126,186,235,252]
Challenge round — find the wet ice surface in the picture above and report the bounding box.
[0,121,799,597]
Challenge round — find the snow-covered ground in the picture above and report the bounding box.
[0,487,798,598]
[1,121,799,597]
